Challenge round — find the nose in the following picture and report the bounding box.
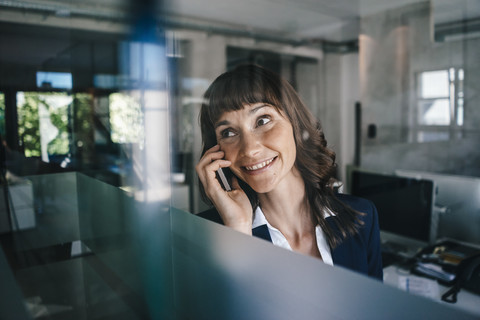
[239,131,261,158]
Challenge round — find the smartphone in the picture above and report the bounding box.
[216,168,232,191]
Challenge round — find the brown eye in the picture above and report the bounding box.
[221,129,236,138]
[256,116,271,127]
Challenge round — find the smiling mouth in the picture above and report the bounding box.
[244,157,276,171]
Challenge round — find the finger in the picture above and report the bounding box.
[198,159,231,189]
[207,144,220,151]
[198,149,226,167]
[197,156,231,175]
[202,144,221,157]
[203,160,231,182]
[196,150,225,174]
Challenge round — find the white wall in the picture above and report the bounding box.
[359,2,480,177]
[320,53,359,184]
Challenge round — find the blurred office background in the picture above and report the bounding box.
[0,0,479,319]
[1,0,479,212]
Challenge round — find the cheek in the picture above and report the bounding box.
[270,125,296,152]
[285,139,297,162]
[280,132,297,165]
[219,143,237,161]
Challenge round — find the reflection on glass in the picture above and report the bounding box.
[416,67,465,142]
[420,70,449,99]
[118,41,167,88]
[457,68,464,126]
[0,0,478,318]
[0,92,5,137]
[418,99,450,125]
[457,98,464,126]
[417,131,450,143]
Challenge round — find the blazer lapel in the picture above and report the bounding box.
[252,224,272,242]
[325,216,350,266]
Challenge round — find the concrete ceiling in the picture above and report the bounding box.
[432,0,480,24]
[164,0,427,41]
[0,0,479,42]
[166,0,480,42]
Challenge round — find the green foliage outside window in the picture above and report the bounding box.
[17,93,41,157]
[73,93,94,162]
[47,103,69,156]
[110,92,144,145]
[17,92,70,157]
[15,91,145,161]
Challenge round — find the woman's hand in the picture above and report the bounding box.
[196,145,253,235]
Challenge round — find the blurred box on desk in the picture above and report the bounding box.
[0,180,35,234]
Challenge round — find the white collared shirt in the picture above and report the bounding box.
[252,206,334,266]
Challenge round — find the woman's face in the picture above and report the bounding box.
[214,102,298,193]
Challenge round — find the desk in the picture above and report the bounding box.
[384,265,480,317]
[2,172,479,319]
[0,172,174,319]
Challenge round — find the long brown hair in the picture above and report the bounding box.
[199,64,362,247]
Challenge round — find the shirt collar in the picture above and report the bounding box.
[251,205,334,266]
[252,206,269,229]
[252,205,336,229]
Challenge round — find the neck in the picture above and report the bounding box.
[258,168,312,237]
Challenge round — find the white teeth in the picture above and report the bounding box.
[245,158,274,171]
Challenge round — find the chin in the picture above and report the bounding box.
[247,181,276,194]
[237,172,278,194]
[251,187,271,194]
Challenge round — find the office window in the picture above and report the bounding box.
[109,92,144,145]
[17,92,71,160]
[416,68,464,142]
[0,92,5,138]
[36,71,73,90]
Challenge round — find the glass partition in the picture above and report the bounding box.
[1,172,173,319]
[170,207,476,319]
[1,172,476,319]
[359,1,480,177]
[1,0,479,319]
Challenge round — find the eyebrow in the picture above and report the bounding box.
[214,119,230,129]
[214,104,270,129]
[250,104,269,114]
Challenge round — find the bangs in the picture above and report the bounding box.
[203,67,283,125]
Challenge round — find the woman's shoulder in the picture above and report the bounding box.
[335,193,376,213]
[334,193,378,225]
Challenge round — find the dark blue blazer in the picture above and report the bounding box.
[198,193,383,281]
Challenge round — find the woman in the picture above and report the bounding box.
[196,64,382,280]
